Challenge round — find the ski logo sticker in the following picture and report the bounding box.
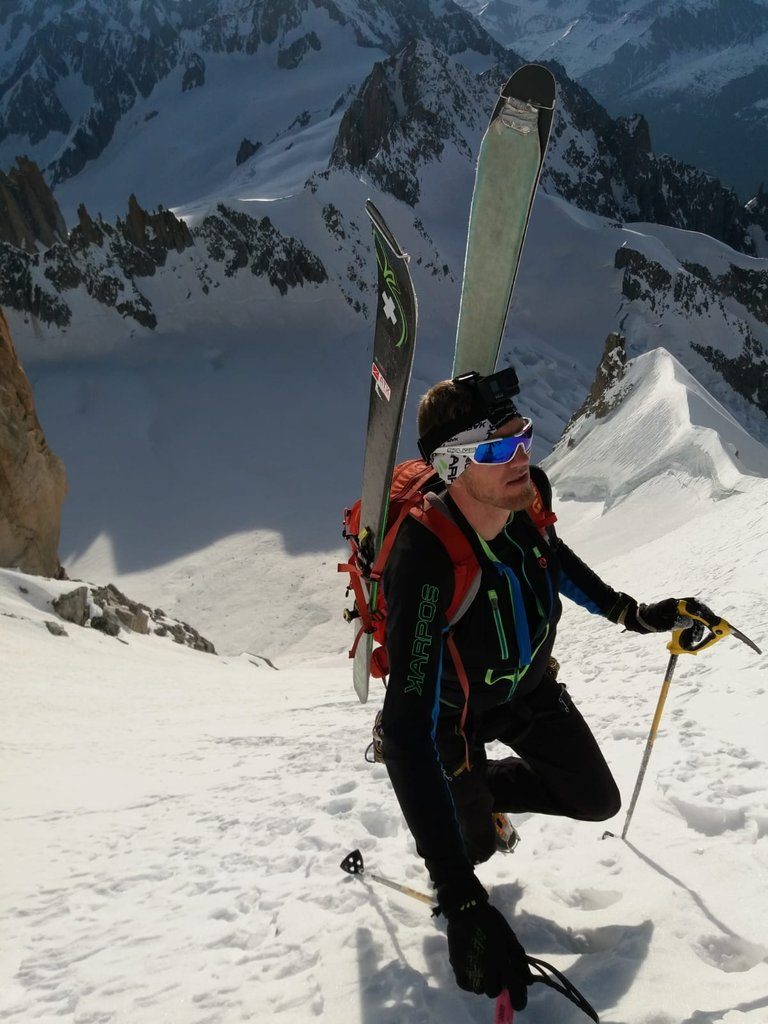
[374,231,408,348]
[382,289,397,326]
[372,361,391,401]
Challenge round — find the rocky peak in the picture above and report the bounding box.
[0,155,67,251]
[570,331,629,426]
[331,39,490,204]
[118,193,194,254]
[75,203,106,247]
[0,307,67,577]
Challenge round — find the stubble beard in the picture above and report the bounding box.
[461,471,536,512]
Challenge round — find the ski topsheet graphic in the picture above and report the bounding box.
[352,200,418,703]
[453,64,556,377]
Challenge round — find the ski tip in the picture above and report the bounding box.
[501,63,556,107]
[364,199,410,262]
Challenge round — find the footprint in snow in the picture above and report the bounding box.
[669,796,747,837]
[330,780,357,796]
[693,933,768,973]
[359,807,399,839]
[557,887,623,911]
[324,797,355,815]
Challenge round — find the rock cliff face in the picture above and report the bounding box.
[330,41,483,206]
[0,308,66,576]
[0,156,67,251]
[615,245,768,418]
[567,331,629,430]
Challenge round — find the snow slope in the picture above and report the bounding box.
[3,358,768,1022]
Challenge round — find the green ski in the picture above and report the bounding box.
[453,64,556,376]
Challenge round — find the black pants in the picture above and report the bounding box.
[438,673,621,864]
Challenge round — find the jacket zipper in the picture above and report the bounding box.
[487,589,509,660]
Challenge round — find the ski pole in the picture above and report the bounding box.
[340,848,433,904]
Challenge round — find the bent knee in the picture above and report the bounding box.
[573,783,621,822]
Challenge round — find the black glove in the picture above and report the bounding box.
[611,594,716,639]
[445,899,531,1006]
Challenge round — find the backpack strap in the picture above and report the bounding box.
[528,479,557,536]
[368,466,436,582]
[445,632,473,772]
[411,493,481,624]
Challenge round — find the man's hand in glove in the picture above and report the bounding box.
[445,899,531,1007]
[611,594,718,640]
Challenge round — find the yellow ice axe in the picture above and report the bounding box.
[617,600,761,841]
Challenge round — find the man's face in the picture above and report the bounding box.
[453,416,535,512]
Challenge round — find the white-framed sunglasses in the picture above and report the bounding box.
[432,418,534,466]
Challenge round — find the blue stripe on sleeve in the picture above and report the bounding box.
[560,572,603,616]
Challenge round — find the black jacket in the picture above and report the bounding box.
[380,465,626,898]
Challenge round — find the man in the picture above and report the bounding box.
[379,367,711,1010]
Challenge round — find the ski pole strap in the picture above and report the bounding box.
[446,631,472,772]
[527,956,599,1022]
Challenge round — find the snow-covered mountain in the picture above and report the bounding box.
[0,0,504,219]
[1,2,767,657]
[459,0,768,198]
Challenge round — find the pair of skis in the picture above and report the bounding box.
[350,64,556,702]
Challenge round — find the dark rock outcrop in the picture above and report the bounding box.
[568,331,629,430]
[544,71,762,256]
[46,579,217,652]
[277,31,321,70]
[0,307,67,576]
[53,586,89,626]
[236,137,262,166]
[89,582,217,652]
[0,156,67,251]
[182,52,206,91]
[118,193,194,255]
[331,40,484,206]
